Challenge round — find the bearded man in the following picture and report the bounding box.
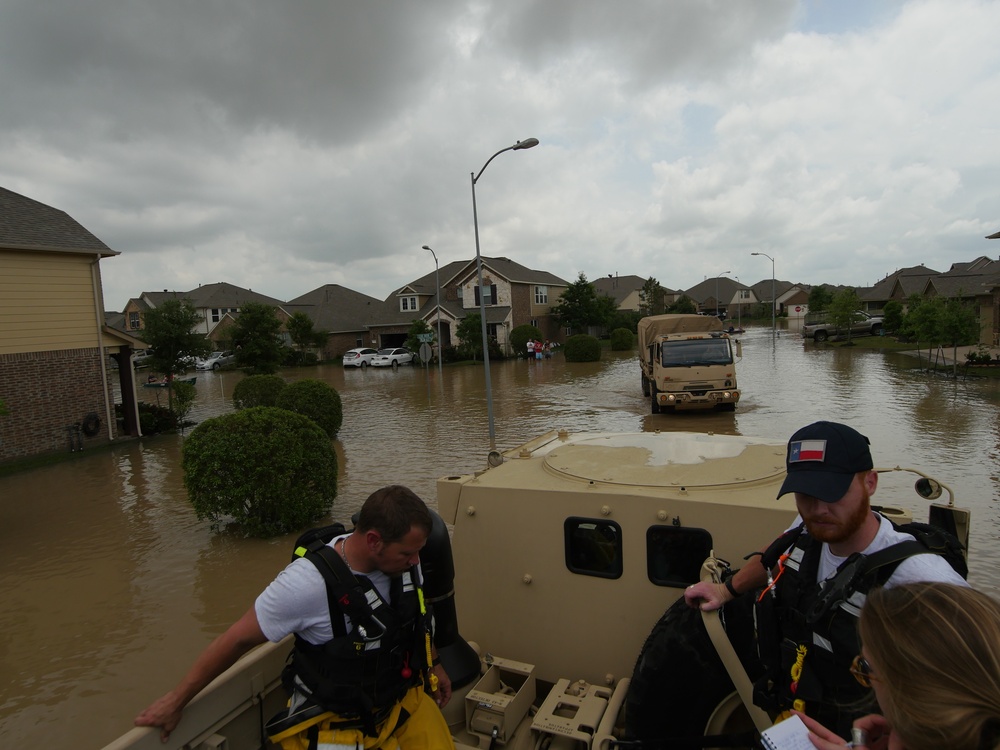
[684,421,967,737]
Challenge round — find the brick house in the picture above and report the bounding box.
[0,187,146,463]
[121,282,287,341]
[364,256,569,355]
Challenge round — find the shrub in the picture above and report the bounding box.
[170,380,197,427]
[121,402,178,434]
[610,328,634,351]
[563,334,602,362]
[183,407,338,537]
[510,324,543,358]
[275,379,344,438]
[233,374,287,410]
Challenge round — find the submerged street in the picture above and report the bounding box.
[2,326,999,747]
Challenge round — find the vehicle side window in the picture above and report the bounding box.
[564,518,622,579]
[645,526,713,587]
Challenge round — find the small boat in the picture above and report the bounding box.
[142,376,196,389]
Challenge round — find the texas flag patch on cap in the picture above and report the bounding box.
[790,439,827,462]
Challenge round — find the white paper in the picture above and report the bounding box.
[760,715,814,750]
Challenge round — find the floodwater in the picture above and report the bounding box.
[2,326,999,747]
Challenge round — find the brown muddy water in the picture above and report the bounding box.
[2,327,999,747]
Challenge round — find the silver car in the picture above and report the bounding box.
[195,350,236,371]
[371,347,414,367]
[342,347,379,368]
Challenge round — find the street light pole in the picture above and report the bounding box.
[471,137,539,450]
[751,251,776,338]
[715,270,731,317]
[421,245,443,378]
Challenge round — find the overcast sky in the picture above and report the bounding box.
[3,0,998,311]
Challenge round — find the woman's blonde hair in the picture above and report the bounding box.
[859,583,1000,750]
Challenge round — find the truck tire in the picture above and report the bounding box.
[813,330,829,342]
[641,375,650,397]
[650,382,661,414]
[624,597,738,743]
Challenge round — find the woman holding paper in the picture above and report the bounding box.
[798,582,1000,750]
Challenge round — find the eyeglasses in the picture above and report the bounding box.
[850,654,875,687]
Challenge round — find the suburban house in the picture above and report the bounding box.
[121,282,287,341]
[592,274,647,312]
[363,256,570,356]
[285,284,384,359]
[0,186,145,463]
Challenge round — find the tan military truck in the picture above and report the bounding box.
[105,429,970,750]
[638,314,741,413]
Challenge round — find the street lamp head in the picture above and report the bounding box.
[513,137,539,150]
[751,252,760,256]
[421,245,431,250]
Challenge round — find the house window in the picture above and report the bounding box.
[474,284,497,306]
[535,285,548,304]
[487,323,498,339]
[530,319,538,328]
[457,286,463,299]
[128,311,140,330]
[210,307,238,323]
[400,296,418,312]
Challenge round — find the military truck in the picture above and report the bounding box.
[104,429,970,750]
[637,314,741,413]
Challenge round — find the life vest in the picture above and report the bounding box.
[752,515,966,734]
[281,532,432,733]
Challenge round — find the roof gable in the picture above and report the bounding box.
[0,186,116,256]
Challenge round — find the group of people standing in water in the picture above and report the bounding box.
[526,338,552,359]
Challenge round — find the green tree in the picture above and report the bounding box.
[170,380,197,432]
[275,379,344,438]
[287,312,329,353]
[404,319,433,356]
[939,295,981,378]
[808,285,835,313]
[667,295,697,314]
[828,288,862,344]
[456,313,483,360]
[906,295,945,365]
[551,273,616,333]
[183,407,338,537]
[230,302,285,374]
[882,300,904,334]
[141,299,211,376]
[638,277,667,316]
[510,324,543,358]
[610,328,634,351]
[140,299,211,411]
[232,374,287,410]
[563,334,601,362]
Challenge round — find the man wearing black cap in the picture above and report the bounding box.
[684,421,966,737]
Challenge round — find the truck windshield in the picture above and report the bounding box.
[661,339,732,367]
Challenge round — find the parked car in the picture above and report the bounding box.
[195,350,236,370]
[131,349,154,369]
[802,311,884,342]
[370,347,414,367]
[342,347,379,368]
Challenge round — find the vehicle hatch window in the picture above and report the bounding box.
[645,526,713,587]
[565,517,623,579]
